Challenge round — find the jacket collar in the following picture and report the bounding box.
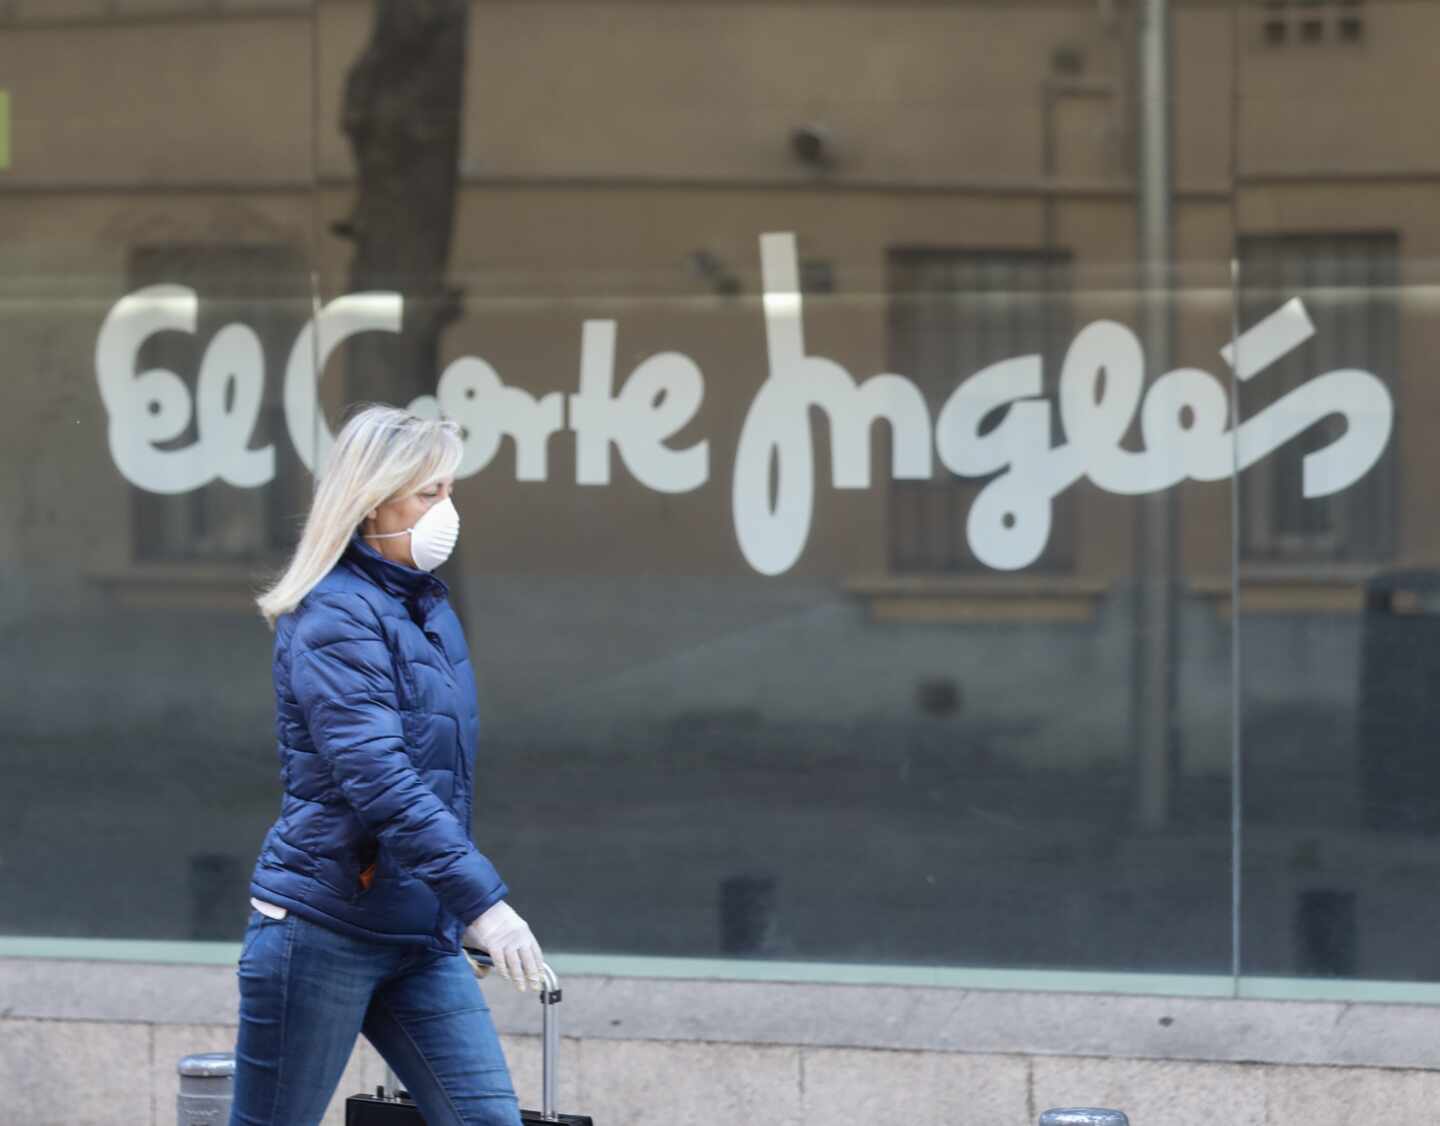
[343,532,449,602]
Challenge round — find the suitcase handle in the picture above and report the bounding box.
[383,955,564,1120]
[465,953,564,1122]
[539,963,561,1121]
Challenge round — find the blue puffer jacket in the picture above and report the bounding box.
[248,534,507,952]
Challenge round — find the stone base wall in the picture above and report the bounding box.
[10,1018,1440,1126]
[6,957,1440,1126]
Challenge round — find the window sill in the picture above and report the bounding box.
[845,574,1107,624]
[1189,565,1380,616]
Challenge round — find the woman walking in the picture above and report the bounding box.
[231,405,541,1126]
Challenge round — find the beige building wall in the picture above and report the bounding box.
[1,0,1435,594]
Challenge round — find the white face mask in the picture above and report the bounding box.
[366,496,460,572]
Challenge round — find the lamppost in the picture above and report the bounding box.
[1134,0,1179,831]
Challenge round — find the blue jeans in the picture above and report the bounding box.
[229,910,522,1126]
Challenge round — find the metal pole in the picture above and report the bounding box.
[177,1052,235,1126]
[1134,0,1178,831]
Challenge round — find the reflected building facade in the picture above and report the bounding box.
[3,0,1440,994]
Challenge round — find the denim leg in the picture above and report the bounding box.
[230,912,392,1126]
[362,950,522,1126]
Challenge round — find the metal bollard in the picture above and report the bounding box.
[177,1052,235,1126]
[1040,1110,1131,1126]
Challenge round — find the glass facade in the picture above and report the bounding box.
[2,0,1437,993]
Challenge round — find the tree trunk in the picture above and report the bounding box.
[339,0,473,623]
[339,0,467,406]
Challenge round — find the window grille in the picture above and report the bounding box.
[1236,231,1398,563]
[886,248,1074,574]
[1256,0,1366,47]
[127,243,308,564]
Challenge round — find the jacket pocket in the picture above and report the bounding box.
[347,838,381,901]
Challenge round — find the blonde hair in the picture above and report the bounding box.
[256,404,463,628]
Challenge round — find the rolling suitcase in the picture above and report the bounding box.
[346,955,593,1125]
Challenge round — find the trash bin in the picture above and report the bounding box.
[177,1051,235,1126]
[1359,569,1440,831]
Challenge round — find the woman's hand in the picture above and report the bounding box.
[463,901,545,992]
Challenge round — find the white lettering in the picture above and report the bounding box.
[732,233,932,575]
[569,320,709,493]
[438,356,565,481]
[95,285,272,494]
[283,293,403,472]
[936,354,1076,571]
[94,233,1396,577]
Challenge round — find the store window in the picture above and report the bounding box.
[5,0,1440,1003]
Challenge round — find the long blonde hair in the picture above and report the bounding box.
[256,404,464,628]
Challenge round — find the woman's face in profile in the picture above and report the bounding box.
[366,477,455,569]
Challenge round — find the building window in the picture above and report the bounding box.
[128,243,308,564]
[1236,232,1398,564]
[1256,0,1366,47]
[886,248,1074,574]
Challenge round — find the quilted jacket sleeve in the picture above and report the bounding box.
[289,591,507,926]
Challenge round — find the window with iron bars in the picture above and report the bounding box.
[1255,0,1367,47]
[1236,231,1398,564]
[886,248,1074,574]
[128,243,310,564]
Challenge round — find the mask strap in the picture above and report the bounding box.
[364,528,412,540]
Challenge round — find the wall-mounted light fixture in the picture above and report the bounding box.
[789,123,835,169]
[689,249,741,296]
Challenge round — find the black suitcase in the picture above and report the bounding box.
[346,955,593,1125]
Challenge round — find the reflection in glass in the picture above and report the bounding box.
[5,0,1438,996]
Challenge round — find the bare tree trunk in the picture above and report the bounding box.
[338,0,472,622]
[339,0,467,405]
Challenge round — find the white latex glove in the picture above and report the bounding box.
[463,900,545,992]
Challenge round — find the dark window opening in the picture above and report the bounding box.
[886,248,1074,574]
[1236,232,1398,564]
[128,243,310,565]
